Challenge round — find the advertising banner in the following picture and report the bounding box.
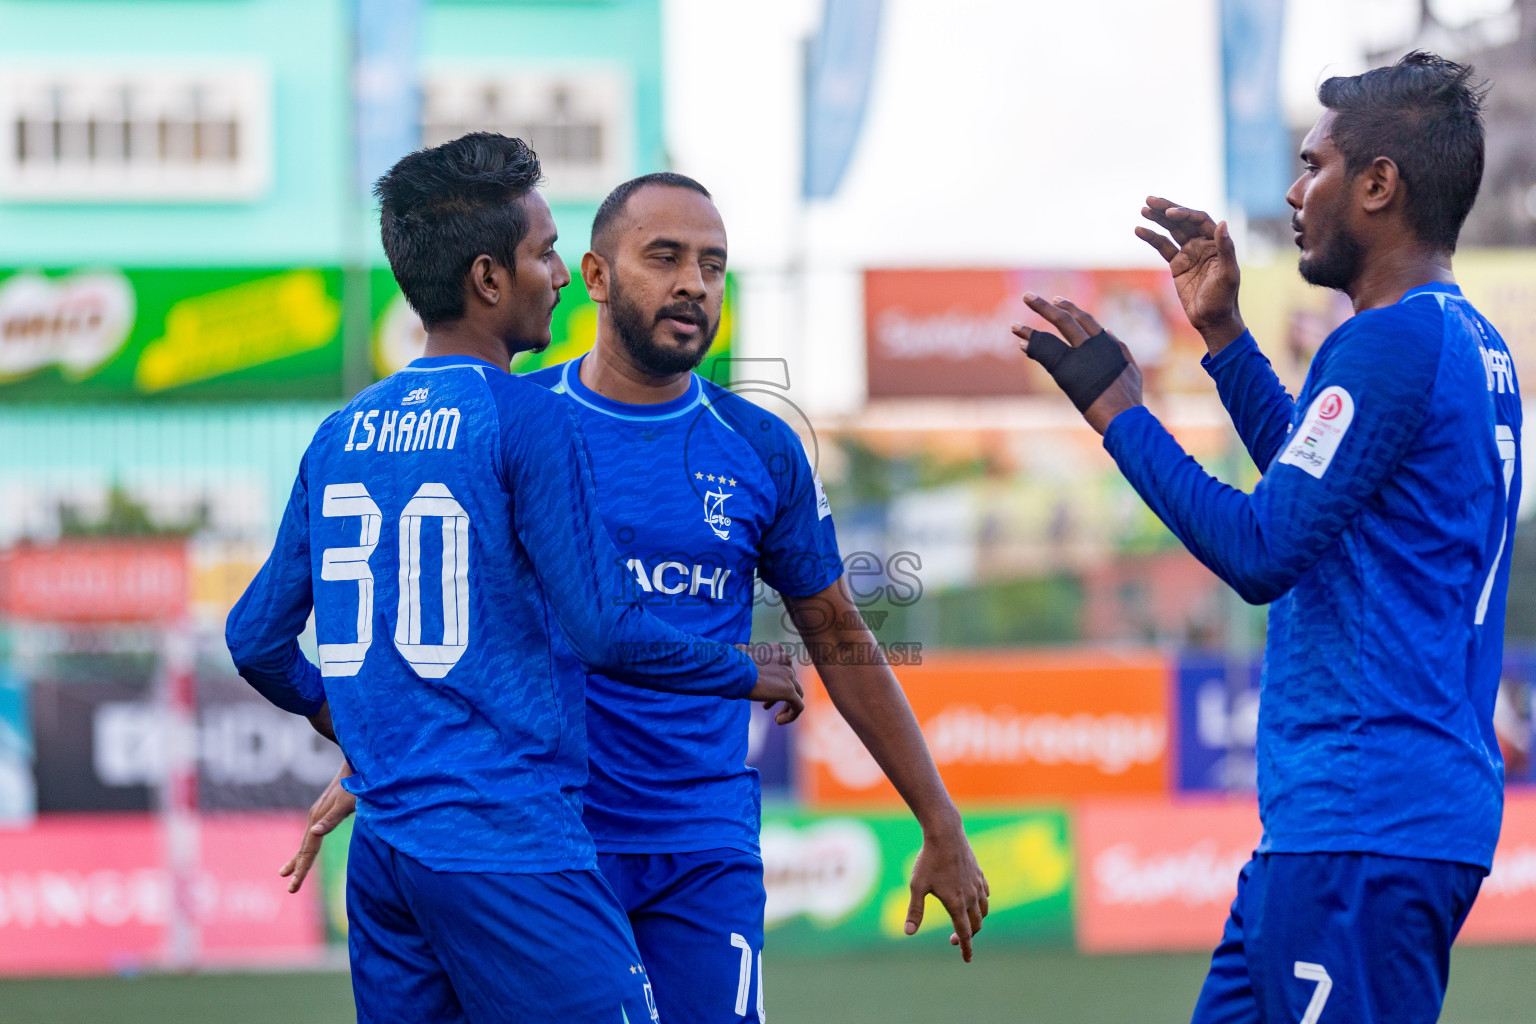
[758,808,1072,951]
[29,672,341,814]
[312,810,1073,952]
[0,268,346,400]
[797,651,1171,807]
[370,268,737,384]
[0,267,736,401]
[1074,797,1260,954]
[0,813,323,974]
[864,269,1210,400]
[1175,651,1259,793]
[1459,791,1536,945]
[0,540,188,624]
[0,670,33,826]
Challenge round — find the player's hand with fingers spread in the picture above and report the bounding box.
[1013,293,1144,435]
[739,642,804,724]
[905,820,989,963]
[280,760,357,894]
[1136,196,1246,354]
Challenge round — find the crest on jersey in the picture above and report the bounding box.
[402,386,429,406]
[704,488,733,540]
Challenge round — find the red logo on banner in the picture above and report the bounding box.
[0,541,187,623]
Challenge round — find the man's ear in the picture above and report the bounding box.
[466,254,504,307]
[581,250,610,304]
[1360,156,1401,215]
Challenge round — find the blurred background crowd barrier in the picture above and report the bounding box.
[3,0,1536,978]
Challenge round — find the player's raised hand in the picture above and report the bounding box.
[280,761,357,894]
[905,823,989,962]
[1013,293,1144,435]
[1136,196,1246,353]
[740,642,805,724]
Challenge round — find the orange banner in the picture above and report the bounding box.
[1074,797,1260,954]
[796,650,1172,806]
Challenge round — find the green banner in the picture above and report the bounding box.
[315,807,1073,949]
[0,267,734,402]
[762,808,1074,952]
[0,267,347,401]
[368,270,736,383]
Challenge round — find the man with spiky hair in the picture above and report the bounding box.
[1019,53,1516,1024]
[227,133,804,1024]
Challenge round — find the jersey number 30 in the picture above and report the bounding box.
[318,481,471,680]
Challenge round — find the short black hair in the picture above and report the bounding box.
[374,132,543,327]
[1317,51,1487,252]
[590,172,712,253]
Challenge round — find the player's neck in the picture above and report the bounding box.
[421,322,513,372]
[579,334,692,405]
[1345,246,1455,314]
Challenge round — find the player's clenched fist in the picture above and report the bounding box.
[739,642,805,724]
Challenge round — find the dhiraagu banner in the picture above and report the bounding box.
[369,269,737,383]
[761,808,1073,951]
[0,267,346,400]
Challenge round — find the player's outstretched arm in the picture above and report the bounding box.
[785,579,989,962]
[1020,294,1438,605]
[1138,198,1296,468]
[227,451,326,717]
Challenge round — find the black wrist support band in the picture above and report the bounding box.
[1024,329,1129,413]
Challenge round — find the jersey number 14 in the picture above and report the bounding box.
[316,481,471,680]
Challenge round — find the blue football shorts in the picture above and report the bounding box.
[1192,851,1485,1024]
[599,849,767,1024]
[346,817,660,1024]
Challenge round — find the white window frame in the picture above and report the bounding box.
[0,59,273,203]
[420,64,633,201]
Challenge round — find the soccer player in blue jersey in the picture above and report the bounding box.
[1017,53,1515,1024]
[226,133,805,1024]
[283,171,990,1021]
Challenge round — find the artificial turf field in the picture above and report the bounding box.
[2,944,1534,1024]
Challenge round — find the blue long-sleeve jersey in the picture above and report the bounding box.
[1104,284,1519,868]
[226,356,759,872]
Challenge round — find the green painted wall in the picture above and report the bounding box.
[0,0,663,267]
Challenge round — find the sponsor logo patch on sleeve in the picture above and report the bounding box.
[812,471,832,520]
[1277,385,1354,479]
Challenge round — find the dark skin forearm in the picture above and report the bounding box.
[785,591,959,835]
[307,703,339,745]
[784,579,988,959]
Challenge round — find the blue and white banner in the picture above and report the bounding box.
[354,0,423,197]
[802,0,883,201]
[1220,0,1291,218]
[1175,651,1259,793]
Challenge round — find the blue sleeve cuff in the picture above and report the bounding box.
[1200,330,1260,377]
[1102,404,1159,457]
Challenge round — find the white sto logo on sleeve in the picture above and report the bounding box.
[1278,387,1355,479]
